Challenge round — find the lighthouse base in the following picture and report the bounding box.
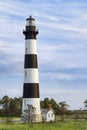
[21,113,42,122]
[22,98,42,122]
[35,114,42,122]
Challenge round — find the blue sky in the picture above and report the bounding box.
[0,0,87,109]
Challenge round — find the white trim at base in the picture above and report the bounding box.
[22,98,41,114]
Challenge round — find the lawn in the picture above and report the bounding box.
[0,121,87,130]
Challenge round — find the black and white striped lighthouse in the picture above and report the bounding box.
[22,16,41,121]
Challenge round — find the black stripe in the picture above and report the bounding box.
[23,26,38,40]
[24,54,38,68]
[26,26,36,32]
[23,83,39,98]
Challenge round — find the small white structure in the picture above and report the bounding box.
[42,109,55,122]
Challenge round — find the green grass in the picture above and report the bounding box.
[0,121,87,130]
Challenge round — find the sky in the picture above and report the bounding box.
[0,0,87,110]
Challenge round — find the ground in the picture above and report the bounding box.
[0,120,87,130]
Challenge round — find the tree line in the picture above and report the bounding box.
[0,96,22,117]
[0,95,70,117]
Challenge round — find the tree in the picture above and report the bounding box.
[9,97,22,116]
[27,104,36,123]
[2,95,10,110]
[50,98,58,107]
[40,100,44,109]
[1,95,10,116]
[22,104,36,124]
[40,97,60,115]
[0,96,22,117]
[59,101,69,121]
[43,97,50,108]
[49,98,59,114]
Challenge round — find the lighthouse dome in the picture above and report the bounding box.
[26,15,35,26]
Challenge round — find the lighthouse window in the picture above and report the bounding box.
[24,100,26,106]
[25,71,27,78]
[51,113,53,117]
[48,113,50,118]
[26,48,28,53]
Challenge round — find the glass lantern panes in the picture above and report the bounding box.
[26,20,35,26]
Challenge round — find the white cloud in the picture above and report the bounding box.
[40,87,86,109]
[41,72,73,80]
[38,42,87,69]
[0,0,26,17]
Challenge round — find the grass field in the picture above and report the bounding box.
[0,121,87,130]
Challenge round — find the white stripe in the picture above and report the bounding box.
[25,39,37,54]
[24,68,39,83]
[22,98,41,114]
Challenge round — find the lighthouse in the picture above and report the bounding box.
[22,16,41,122]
